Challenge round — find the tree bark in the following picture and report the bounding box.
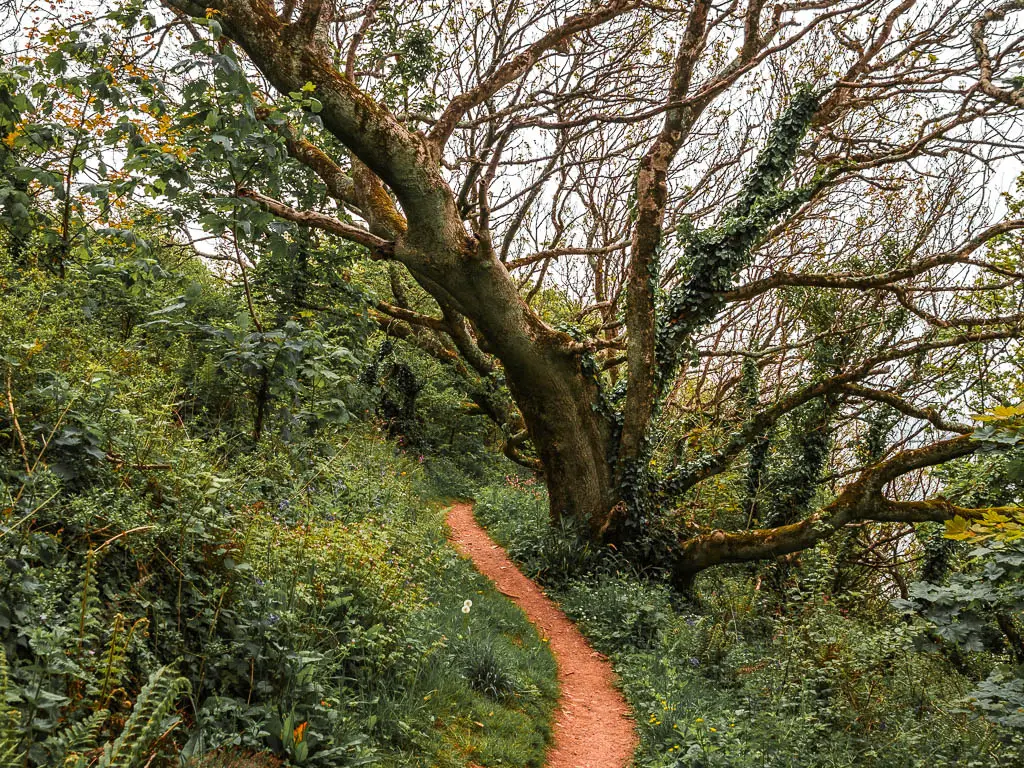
[413,254,620,529]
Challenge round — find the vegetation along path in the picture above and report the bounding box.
[446,502,637,768]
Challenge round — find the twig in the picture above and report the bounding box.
[0,489,61,541]
[4,369,30,475]
[95,526,156,553]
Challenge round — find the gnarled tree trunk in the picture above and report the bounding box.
[162,0,1024,581]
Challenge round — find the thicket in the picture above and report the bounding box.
[0,232,557,767]
[3,183,1024,768]
[475,473,1024,767]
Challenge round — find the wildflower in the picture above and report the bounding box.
[293,721,308,742]
[462,604,471,614]
[709,727,717,732]
[3,125,23,148]
[463,599,473,609]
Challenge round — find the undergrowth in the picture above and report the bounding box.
[0,250,557,767]
[474,479,1024,767]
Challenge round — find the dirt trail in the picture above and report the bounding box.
[446,502,637,768]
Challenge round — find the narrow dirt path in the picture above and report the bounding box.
[446,502,637,768]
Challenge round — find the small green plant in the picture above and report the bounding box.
[0,649,188,768]
[97,666,190,767]
[461,640,528,702]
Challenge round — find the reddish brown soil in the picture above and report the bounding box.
[446,502,637,768]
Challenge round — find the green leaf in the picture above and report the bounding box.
[944,516,974,541]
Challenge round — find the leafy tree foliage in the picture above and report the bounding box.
[36,0,1019,585]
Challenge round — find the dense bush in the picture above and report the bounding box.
[0,243,558,767]
[476,478,1024,767]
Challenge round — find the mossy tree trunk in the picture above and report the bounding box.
[161,0,1024,579]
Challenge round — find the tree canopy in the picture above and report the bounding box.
[4,0,1024,585]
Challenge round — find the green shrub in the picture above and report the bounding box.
[474,478,1024,767]
[0,249,559,767]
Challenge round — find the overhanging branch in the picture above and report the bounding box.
[719,219,1024,304]
[427,0,638,147]
[972,0,1024,108]
[673,434,983,577]
[236,187,395,257]
[838,383,971,434]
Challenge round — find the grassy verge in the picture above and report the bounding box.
[215,436,560,767]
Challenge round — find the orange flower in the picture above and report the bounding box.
[293,721,308,742]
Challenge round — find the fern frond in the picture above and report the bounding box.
[43,708,108,766]
[0,730,22,768]
[77,549,103,654]
[97,665,189,768]
[0,649,23,768]
[89,613,150,711]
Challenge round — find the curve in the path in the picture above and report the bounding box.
[446,502,637,768]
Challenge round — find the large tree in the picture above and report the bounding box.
[51,0,1024,584]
